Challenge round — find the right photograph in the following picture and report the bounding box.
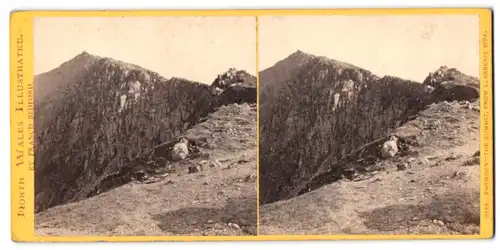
[258,15,481,235]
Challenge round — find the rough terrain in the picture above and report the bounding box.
[34,52,257,236]
[36,103,257,236]
[259,50,481,235]
[260,100,480,235]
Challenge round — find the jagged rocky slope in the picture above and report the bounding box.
[260,99,481,235]
[34,52,256,213]
[259,50,479,205]
[36,103,257,236]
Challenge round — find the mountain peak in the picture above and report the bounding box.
[293,49,305,55]
[73,50,99,60]
[57,51,100,71]
[259,50,316,87]
[423,65,479,88]
[287,49,315,60]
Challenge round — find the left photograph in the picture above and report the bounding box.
[33,16,257,236]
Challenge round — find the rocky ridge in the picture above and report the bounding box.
[34,52,256,213]
[258,50,480,205]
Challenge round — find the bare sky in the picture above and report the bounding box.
[34,16,256,84]
[259,15,480,82]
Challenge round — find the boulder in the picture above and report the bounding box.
[381,136,399,159]
[171,138,190,161]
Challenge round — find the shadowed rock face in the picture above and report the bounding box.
[218,85,257,106]
[258,51,480,205]
[430,83,479,103]
[34,53,256,213]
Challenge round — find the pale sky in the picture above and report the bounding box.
[34,16,257,84]
[259,15,480,82]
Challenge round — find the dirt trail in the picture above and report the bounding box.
[36,104,257,236]
[260,100,480,235]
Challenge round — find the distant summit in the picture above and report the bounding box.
[211,68,256,90]
[211,68,257,105]
[423,65,480,88]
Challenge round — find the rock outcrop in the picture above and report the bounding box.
[211,68,256,89]
[423,66,480,88]
[424,66,480,104]
[212,68,257,106]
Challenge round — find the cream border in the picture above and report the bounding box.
[10,8,493,242]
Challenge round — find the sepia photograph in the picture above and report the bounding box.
[33,16,258,236]
[258,15,482,235]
